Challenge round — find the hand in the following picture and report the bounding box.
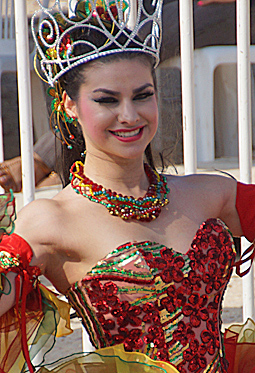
[0,153,52,193]
[197,0,235,6]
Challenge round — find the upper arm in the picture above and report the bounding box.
[194,175,243,236]
[0,198,65,317]
[218,178,243,236]
[182,174,242,236]
[14,198,63,272]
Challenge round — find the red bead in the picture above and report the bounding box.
[70,161,169,221]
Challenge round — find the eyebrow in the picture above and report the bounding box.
[93,88,119,95]
[133,83,154,94]
[92,83,154,95]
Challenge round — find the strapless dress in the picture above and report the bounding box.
[1,214,253,373]
[65,218,236,373]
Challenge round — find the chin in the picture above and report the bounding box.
[120,146,149,159]
[106,149,147,162]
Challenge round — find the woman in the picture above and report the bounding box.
[0,0,254,372]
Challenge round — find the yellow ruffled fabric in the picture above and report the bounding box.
[224,318,255,373]
[0,283,72,373]
[37,344,179,373]
[226,318,255,343]
[39,284,72,337]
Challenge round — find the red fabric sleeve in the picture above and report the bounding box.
[236,182,255,243]
[0,233,41,373]
[0,233,41,292]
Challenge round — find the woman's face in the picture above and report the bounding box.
[64,58,158,161]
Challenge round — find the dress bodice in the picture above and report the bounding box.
[66,218,236,373]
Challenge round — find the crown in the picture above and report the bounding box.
[32,0,163,86]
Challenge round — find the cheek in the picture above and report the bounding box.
[148,99,158,132]
[78,105,109,142]
[78,100,115,126]
[81,121,104,143]
[77,102,95,123]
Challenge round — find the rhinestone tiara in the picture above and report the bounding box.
[32,0,163,86]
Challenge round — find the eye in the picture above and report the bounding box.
[93,97,118,104]
[134,91,155,101]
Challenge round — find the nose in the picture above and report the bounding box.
[117,100,140,125]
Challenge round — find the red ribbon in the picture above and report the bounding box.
[233,243,255,277]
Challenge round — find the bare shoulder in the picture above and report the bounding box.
[164,172,237,219]
[14,184,89,248]
[15,196,63,240]
[13,187,74,270]
[165,171,236,193]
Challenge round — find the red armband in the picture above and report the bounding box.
[236,182,255,243]
[0,233,41,292]
[0,233,41,373]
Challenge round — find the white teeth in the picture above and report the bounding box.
[112,128,141,138]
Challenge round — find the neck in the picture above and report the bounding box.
[82,152,149,198]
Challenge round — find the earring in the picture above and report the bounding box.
[47,85,76,149]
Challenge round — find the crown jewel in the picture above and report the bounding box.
[32,0,163,86]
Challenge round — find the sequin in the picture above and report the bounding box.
[66,218,235,372]
[0,250,19,268]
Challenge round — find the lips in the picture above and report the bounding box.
[111,128,142,138]
[109,126,144,142]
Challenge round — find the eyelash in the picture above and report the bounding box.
[134,91,155,100]
[93,97,118,104]
[93,91,154,104]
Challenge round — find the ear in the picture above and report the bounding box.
[63,91,78,118]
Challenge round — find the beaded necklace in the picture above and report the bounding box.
[70,161,169,222]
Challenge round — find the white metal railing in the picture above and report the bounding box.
[236,0,254,320]
[179,0,196,174]
[14,0,35,206]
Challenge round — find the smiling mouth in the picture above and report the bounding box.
[110,128,143,138]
